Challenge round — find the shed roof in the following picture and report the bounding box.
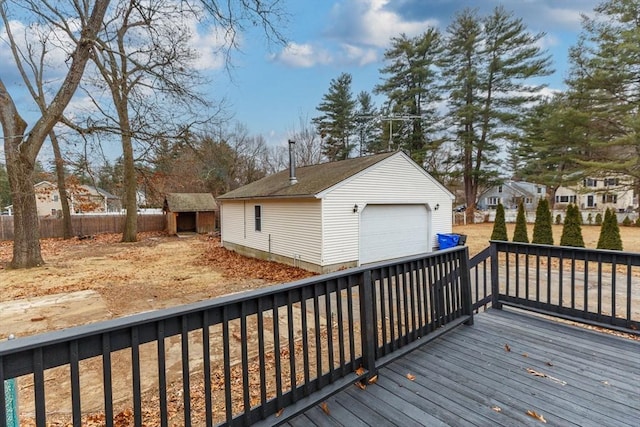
[217,152,396,200]
[164,193,217,212]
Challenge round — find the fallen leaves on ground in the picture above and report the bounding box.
[406,373,416,381]
[491,406,502,412]
[504,343,511,352]
[526,410,547,423]
[368,374,378,384]
[320,402,330,415]
[525,368,567,385]
[198,237,316,283]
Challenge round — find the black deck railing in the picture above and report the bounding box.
[1,246,473,427]
[468,241,640,334]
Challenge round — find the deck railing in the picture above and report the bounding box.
[0,246,472,427]
[468,241,640,334]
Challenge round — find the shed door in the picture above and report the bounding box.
[359,204,430,265]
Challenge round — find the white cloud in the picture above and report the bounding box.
[270,42,333,68]
[326,0,439,48]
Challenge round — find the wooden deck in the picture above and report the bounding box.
[286,309,640,427]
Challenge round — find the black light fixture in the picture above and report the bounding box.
[435,203,440,211]
[353,204,358,213]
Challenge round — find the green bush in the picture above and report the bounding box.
[597,208,623,250]
[491,203,508,241]
[595,212,603,225]
[560,204,585,247]
[532,199,553,245]
[622,215,632,226]
[636,217,640,227]
[512,202,529,243]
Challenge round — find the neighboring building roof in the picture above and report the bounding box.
[218,152,397,200]
[164,193,217,212]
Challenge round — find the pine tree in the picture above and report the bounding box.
[560,204,585,247]
[532,199,553,245]
[442,6,552,223]
[313,73,357,161]
[491,203,508,241]
[597,208,623,250]
[512,201,529,243]
[375,30,443,165]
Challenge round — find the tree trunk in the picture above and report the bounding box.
[0,87,43,267]
[9,167,43,268]
[121,132,138,242]
[50,131,74,239]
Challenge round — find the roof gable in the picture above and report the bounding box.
[164,193,217,212]
[217,152,396,200]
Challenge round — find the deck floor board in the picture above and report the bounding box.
[289,308,640,426]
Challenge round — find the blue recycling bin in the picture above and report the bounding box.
[437,233,460,249]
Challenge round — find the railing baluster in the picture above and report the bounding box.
[611,255,617,322]
[286,291,297,401]
[299,292,310,398]
[222,306,232,424]
[401,263,410,345]
[313,285,322,387]
[257,298,267,415]
[324,281,335,380]
[272,295,283,408]
[102,334,114,427]
[131,327,142,427]
[627,259,633,327]
[346,275,356,367]
[157,321,168,427]
[336,278,346,377]
[181,316,192,426]
[241,301,251,416]
[34,348,46,426]
[201,312,213,427]
[69,340,81,427]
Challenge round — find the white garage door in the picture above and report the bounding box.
[360,204,430,265]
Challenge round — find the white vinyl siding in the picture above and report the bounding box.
[221,199,322,265]
[321,154,452,266]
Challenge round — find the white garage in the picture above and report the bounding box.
[219,150,454,273]
[359,204,431,264]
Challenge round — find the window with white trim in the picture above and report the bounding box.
[254,205,262,231]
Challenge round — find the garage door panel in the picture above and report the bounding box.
[360,204,430,264]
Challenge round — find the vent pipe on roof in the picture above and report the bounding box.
[288,139,297,185]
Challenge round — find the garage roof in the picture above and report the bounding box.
[164,193,217,212]
[218,152,396,200]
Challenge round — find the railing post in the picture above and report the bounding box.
[359,270,377,380]
[490,241,502,309]
[459,247,474,325]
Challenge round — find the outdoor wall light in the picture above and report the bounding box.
[353,204,358,213]
[435,203,440,211]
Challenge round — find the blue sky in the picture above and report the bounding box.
[1,0,602,160]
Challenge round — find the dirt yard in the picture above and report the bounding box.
[0,232,314,341]
[454,222,640,257]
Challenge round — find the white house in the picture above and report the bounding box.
[33,181,121,216]
[555,175,637,213]
[217,150,454,273]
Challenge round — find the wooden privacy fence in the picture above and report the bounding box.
[0,214,166,241]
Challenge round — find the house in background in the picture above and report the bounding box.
[476,181,547,211]
[217,150,454,273]
[33,181,121,216]
[555,175,637,212]
[163,193,218,235]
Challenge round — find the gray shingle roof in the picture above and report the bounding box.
[217,152,396,200]
[164,193,217,212]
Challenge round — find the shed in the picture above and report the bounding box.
[163,193,218,235]
[217,151,454,273]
